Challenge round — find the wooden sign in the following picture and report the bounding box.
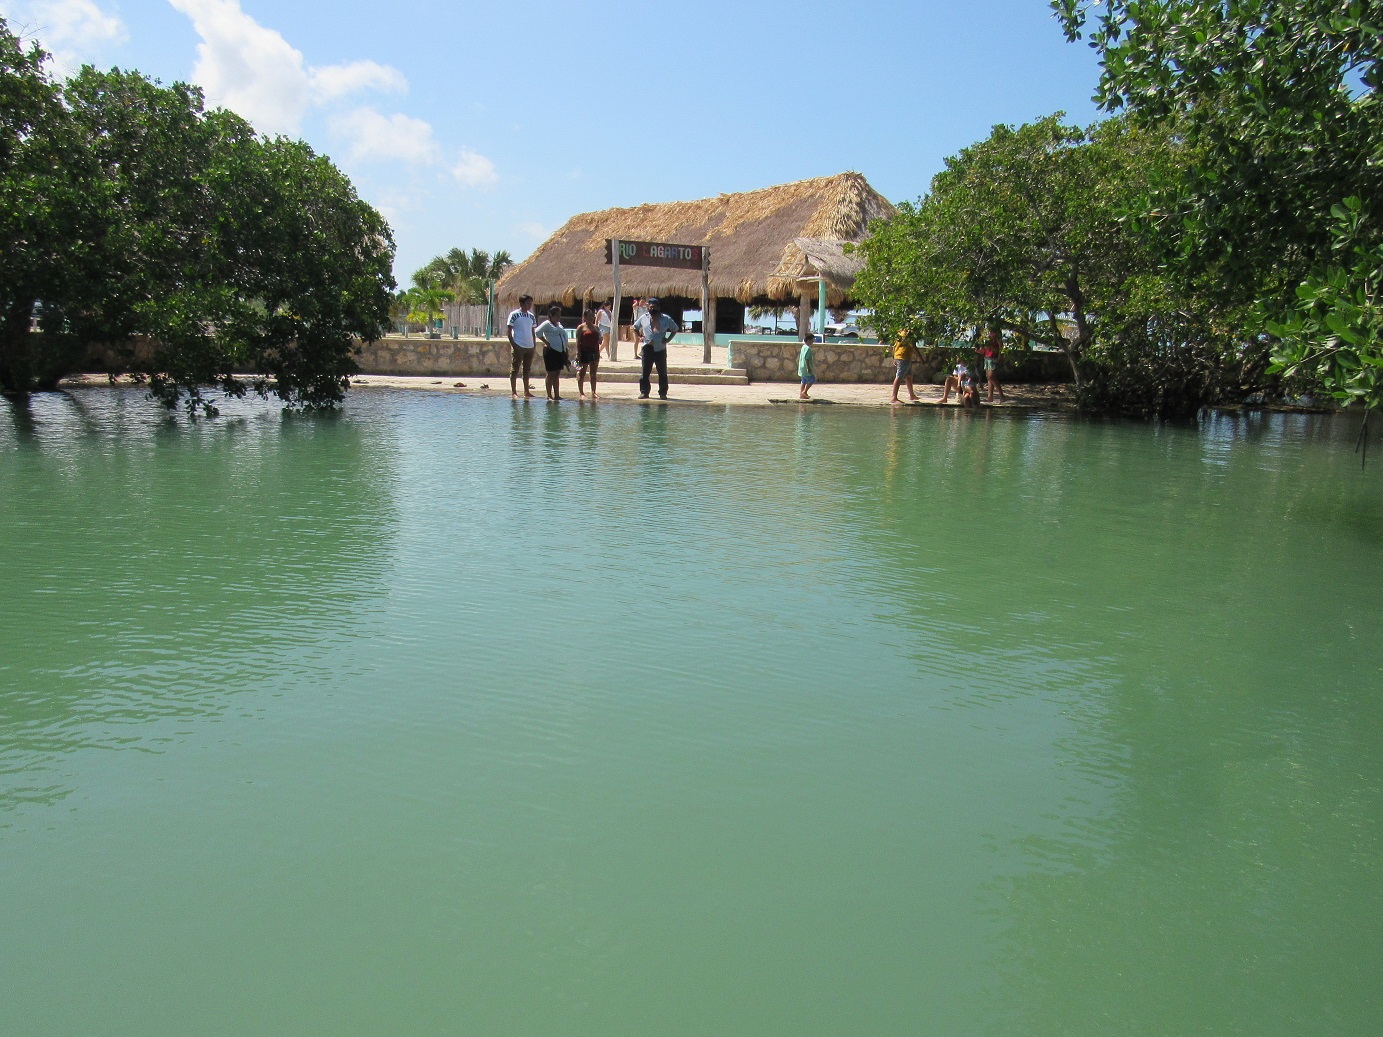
[604,239,705,269]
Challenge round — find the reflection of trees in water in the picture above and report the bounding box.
[918,412,1383,1037]
[982,663,1383,1036]
[761,406,1383,1033]
[0,389,400,811]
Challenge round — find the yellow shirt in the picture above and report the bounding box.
[893,336,916,361]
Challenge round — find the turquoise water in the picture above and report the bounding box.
[2,388,1381,1035]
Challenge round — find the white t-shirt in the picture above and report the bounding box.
[597,308,612,332]
[507,307,537,348]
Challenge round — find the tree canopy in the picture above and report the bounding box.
[0,19,395,411]
[854,114,1264,417]
[412,247,513,304]
[1053,0,1383,413]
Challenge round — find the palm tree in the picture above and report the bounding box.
[404,285,451,336]
[412,248,514,306]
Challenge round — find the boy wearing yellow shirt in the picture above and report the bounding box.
[891,329,922,404]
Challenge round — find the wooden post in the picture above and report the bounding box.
[798,291,812,341]
[610,238,621,363]
[701,247,713,364]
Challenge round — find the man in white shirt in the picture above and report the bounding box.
[506,294,538,398]
[633,297,680,399]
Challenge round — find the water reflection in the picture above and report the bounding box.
[825,408,1383,1035]
[2,391,1381,1033]
[0,389,401,811]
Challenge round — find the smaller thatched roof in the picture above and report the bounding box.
[496,172,894,309]
[767,237,867,301]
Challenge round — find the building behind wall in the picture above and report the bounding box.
[495,172,895,335]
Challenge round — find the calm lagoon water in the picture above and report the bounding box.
[2,388,1381,1035]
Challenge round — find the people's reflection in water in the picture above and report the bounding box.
[637,401,669,450]
[881,407,904,502]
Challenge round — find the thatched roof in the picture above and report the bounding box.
[496,172,894,309]
[768,237,868,302]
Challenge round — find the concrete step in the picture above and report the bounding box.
[571,365,748,385]
[572,368,748,385]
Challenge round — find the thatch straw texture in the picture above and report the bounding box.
[768,237,868,302]
[496,172,894,309]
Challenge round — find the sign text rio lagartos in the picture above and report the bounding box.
[604,239,705,270]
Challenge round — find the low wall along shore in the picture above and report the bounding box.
[355,336,516,378]
[351,335,1073,384]
[726,340,1073,384]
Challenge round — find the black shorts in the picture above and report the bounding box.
[577,346,600,366]
[543,346,568,373]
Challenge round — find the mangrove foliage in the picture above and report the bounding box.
[0,18,395,412]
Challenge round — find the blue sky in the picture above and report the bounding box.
[1,0,1105,285]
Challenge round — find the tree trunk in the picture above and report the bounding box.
[1047,311,1081,387]
[0,300,35,397]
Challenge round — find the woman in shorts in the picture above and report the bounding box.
[979,328,1006,403]
[596,302,613,358]
[535,304,570,401]
[576,306,603,398]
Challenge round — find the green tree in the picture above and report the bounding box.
[0,22,86,392]
[856,116,1141,380]
[855,114,1266,417]
[0,19,395,410]
[403,284,451,334]
[1053,0,1383,414]
[412,247,512,304]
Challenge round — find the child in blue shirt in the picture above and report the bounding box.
[798,330,816,400]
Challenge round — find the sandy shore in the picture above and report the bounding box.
[64,372,1076,410]
[350,375,1075,410]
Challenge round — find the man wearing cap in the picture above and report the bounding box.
[632,298,680,399]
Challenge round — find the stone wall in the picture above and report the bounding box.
[726,340,1072,384]
[354,336,515,377]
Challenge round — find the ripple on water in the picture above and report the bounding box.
[2,389,1382,1035]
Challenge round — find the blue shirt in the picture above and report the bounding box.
[634,313,679,352]
[536,320,567,352]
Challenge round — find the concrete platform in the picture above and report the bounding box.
[569,363,748,385]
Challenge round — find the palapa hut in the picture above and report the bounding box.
[495,172,894,336]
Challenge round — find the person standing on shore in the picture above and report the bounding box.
[576,306,603,398]
[535,304,570,401]
[979,328,1006,404]
[798,329,816,400]
[633,297,680,400]
[596,302,613,358]
[632,297,649,358]
[891,327,922,404]
[506,294,538,398]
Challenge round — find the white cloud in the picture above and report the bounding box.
[330,107,438,165]
[163,2,497,186]
[1,0,127,72]
[309,60,406,103]
[515,221,552,242]
[451,148,497,187]
[168,0,405,135]
[328,108,498,187]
